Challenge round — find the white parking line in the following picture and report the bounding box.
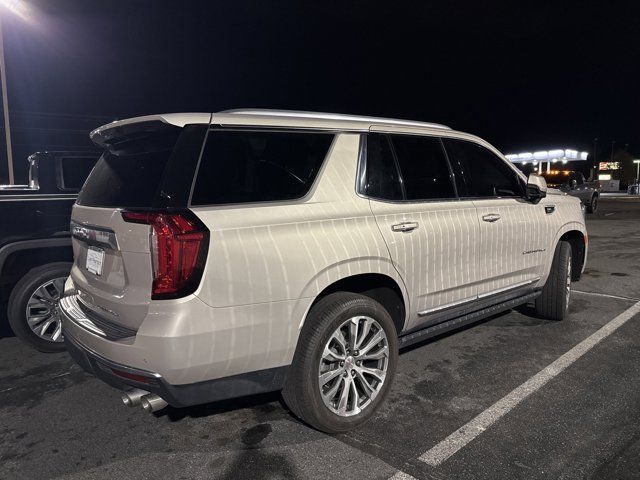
[419,300,640,467]
[572,290,639,302]
[389,471,418,480]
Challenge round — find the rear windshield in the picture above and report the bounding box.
[191,130,334,205]
[77,128,181,208]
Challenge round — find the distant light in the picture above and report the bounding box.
[1,0,33,23]
[533,161,538,165]
[505,148,591,163]
[562,160,568,164]
[634,160,640,164]
[548,149,564,158]
[599,174,612,180]
[522,161,528,165]
[552,159,558,163]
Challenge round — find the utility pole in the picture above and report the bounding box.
[610,140,616,163]
[0,13,14,185]
[593,138,598,180]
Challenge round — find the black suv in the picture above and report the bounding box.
[1,151,97,351]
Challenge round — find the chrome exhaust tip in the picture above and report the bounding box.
[121,388,149,407]
[141,394,168,413]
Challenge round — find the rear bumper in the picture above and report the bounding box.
[63,328,288,407]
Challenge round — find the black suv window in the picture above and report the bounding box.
[57,156,98,191]
[443,138,524,198]
[360,134,403,201]
[191,130,333,205]
[389,134,456,200]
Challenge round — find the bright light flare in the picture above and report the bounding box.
[1,0,35,24]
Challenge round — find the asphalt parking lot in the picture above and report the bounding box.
[2,196,640,480]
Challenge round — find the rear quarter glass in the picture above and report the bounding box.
[190,130,334,206]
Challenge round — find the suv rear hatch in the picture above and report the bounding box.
[69,116,210,332]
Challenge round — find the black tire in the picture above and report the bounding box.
[282,292,398,433]
[7,262,72,353]
[586,195,598,213]
[535,242,572,321]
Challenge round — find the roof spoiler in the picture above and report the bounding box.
[90,113,212,148]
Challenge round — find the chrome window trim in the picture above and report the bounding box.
[355,132,463,205]
[417,277,541,316]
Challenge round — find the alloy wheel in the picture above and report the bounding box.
[318,316,389,417]
[25,277,66,343]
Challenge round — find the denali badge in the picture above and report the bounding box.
[523,248,546,255]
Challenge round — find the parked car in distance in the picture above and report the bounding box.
[539,170,600,213]
[61,110,587,433]
[1,151,98,352]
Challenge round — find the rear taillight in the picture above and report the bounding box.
[122,210,209,299]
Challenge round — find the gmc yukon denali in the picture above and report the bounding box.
[60,110,587,433]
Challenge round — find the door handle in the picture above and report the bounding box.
[482,213,501,223]
[391,222,419,232]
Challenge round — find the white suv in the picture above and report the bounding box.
[61,110,587,432]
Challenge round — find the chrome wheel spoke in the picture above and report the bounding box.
[319,367,344,386]
[39,319,55,336]
[51,322,63,341]
[321,376,343,403]
[356,317,373,349]
[337,376,352,414]
[322,344,345,362]
[358,330,384,357]
[348,319,359,351]
[354,370,376,399]
[358,345,388,362]
[356,365,386,384]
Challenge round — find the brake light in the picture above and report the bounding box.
[122,210,209,299]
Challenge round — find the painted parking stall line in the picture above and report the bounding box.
[572,289,640,302]
[419,300,640,467]
[388,471,419,480]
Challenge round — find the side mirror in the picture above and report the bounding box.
[570,179,577,189]
[526,174,547,204]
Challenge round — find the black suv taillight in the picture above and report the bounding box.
[122,210,209,299]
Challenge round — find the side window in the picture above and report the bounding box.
[57,156,98,191]
[443,138,525,198]
[191,130,333,205]
[389,134,456,200]
[361,134,403,201]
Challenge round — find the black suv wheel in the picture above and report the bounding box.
[7,262,72,352]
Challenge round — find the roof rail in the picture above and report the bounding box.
[222,109,451,130]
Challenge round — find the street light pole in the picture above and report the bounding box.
[0,12,14,185]
[634,160,640,182]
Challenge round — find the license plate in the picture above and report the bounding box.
[86,246,105,276]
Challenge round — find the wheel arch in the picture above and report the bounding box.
[302,271,408,335]
[0,238,73,301]
[559,230,587,281]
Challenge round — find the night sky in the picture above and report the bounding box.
[2,0,639,164]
